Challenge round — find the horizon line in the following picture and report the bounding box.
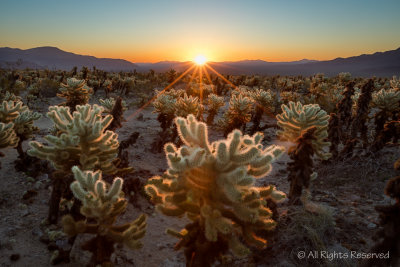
[1,45,400,64]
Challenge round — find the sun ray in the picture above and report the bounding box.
[126,64,196,121]
[202,66,215,93]
[185,65,199,91]
[205,63,237,90]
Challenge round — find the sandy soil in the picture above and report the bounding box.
[0,93,398,267]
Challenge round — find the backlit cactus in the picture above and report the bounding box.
[372,88,400,140]
[277,101,331,160]
[57,78,93,111]
[0,100,28,123]
[220,94,254,136]
[28,104,118,174]
[0,122,18,168]
[99,97,127,114]
[372,88,400,112]
[153,92,177,132]
[63,166,146,266]
[145,115,285,266]
[174,93,202,118]
[0,122,18,149]
[206,93,224,124]
[249,88,276,132]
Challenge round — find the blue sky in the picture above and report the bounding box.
[1,0,399,62]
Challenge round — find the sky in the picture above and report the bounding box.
[0,0,400,63]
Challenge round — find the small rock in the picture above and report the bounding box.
[367,223,377,229]
[10,253,20,261]
[137,113,144,121]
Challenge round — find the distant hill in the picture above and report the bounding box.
[1,46,399,77]
[205,48,400,77]
[0,46,139,71]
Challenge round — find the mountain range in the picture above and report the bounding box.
[1,46,399,77]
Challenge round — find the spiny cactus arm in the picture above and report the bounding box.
[62,215,88,236]
[13,110,41,138]
[47,106,73,132]
[201,205,234,242]
[175,115,211,152]
[0,122,19,148]
[0,100,28,123]
[104,213,147,250]
[99,98,113,111]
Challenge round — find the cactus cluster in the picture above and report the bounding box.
[145,115,285,265]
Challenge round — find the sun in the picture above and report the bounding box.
[194,54,207,65]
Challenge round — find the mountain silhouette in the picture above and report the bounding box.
[1,46,399,77]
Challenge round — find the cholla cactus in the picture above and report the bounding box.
[206,93,224,124]
[28,104,118,174]
[336,82,355,142]
[0,122,18,168]
[153,93,177,132]
[28,104,121,223]
[389,76,400,90]
[145,115,285,266]
[348,79,374,149]
[286,127,319,204]
[0,99,40,160]
[372,88,400,139]
[249,89,276,132]
[63,166,146,266]
[372,88,400,112]
[364,173,400,266]
[220,94,254,136]
[13,109,41,158]
[57,78,93,111]
[277,101,331,159]
[0,100,28,123]
[338,72,352,84]
[174,93,202,118]
[0,122,18,149]
[99,97,127,114]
